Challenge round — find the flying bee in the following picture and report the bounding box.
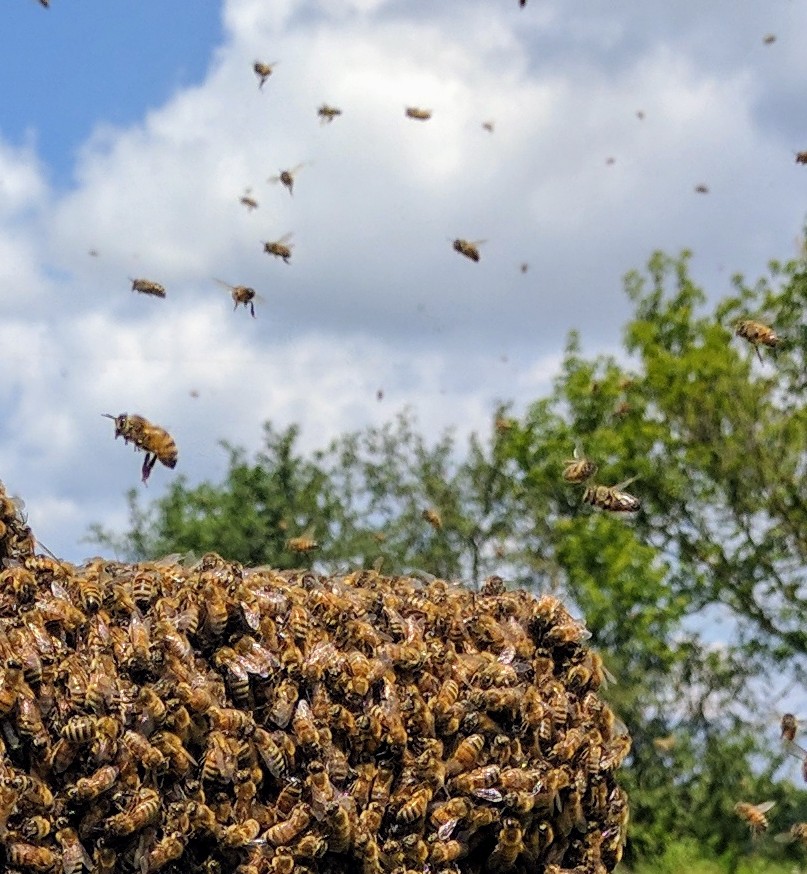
[582,476,641,513]
[287,527,319,554]
[694,183,709,194]
[262,233,294,264]
[422,507,443,530]
[563,444,597,483]
[268,163,307,196]
[735,800,776,837]
[735,319,779,363]
[405,106,432,120]
[129,278,166,298]
[213,278,263,318]
[254,61,278,88]
[452,238,485,262]
[318,104,342,123]
[775,823,807,846]
[482,120,495,132]
[796,151,807,165]
[102,413,178,483]
[240,191,259,210]
[762,33,776,44]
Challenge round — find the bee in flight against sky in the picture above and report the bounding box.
[405,107,432,121]
[318,104,343,124]
[795,151,807,165]
[214,279,263,318]
[734,801,776,837]
[240,190,259,210]
[762,33,777,45]
[129,278,166,298]
[563,445,597,484]
[269,164,307,196]
[520,262,529,273]
[582,476,641,513]
[482,120,495,133]
[694,184,709,194]
[735,319,779,363]
[262,234,294,264]
[452,238,485,262]
[253,61,278,89]
[102,413,178,484]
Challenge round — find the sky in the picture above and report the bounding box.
[1,0,805,564]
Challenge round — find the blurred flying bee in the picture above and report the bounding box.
[562,445,597,484]
[520,262,529,273]
[405,107,432,120]
[263,233,294,264]
[452,238,485,262]
[636,110,645,120]
[240,190,259,210]
[781,713,799,745]
[318,104,342,123]
[422,507,443,530]
[762,33,776,45]
[775,823,807,846]
[254,61,278,88]
[652,734,677,754]
[606,156,616,165]
[694,183,709,194]
[102,413,178,483]
[734,800,776,837]
[287,527,319,554]
[582,477,641,513]
[797,151,807,165]
[213,278,263,318]
[129,278,166,298]
[482,120,495,132]
[735,319,779,363]
[268,163,307,196]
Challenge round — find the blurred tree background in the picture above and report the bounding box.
[91,249,807,871]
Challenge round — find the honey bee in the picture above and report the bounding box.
[240,191,259,210]
[213,278,262,318]
[318,104,342,123]
[6,842,59,872]
[781,713,799,744]
[222,819,261,847]
[762,33,776,44]
[292,834,329,859]
[262,233,294,264]
[55,827,92,874]
[254,61,278,88]
[405,107,432,120]
[144,831,186,872]
[562,445,597,483]
[324,800,354,853]
[370,763,394,807]
[482,120,495,133]
[264,802,312,846]
[429,838,465,864]
[67,764,119,803]
[449,764,501,796]
[287,527,319,553]
[102,413,178,483]
[582,477,641,513]
[775,822,807,846]
[796,151,807,165]
[422,507,443,530]
[268,163,307,196]
[121,729,166,771]
[734,800,776,837]
[355,830,382,874]
[396,786,432,824]
[92,841,117,874]
[452,238,485,262]
[446,733,485,776]
[129,278,166,298]
[735,319,779,363]
[201,731,238,783]
[490,817,524,869]
[105,788,161,836]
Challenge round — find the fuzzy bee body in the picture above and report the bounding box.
[130,278,166,298]
[735,319,779,363]
[582,478,640,514]
[452,238,483,262]
[405,107,432,120]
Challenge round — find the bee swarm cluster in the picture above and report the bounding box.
[0,484,629,874]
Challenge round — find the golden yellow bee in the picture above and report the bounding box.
[129,277,166,298]
[429,838,464,864]
[396,786,433,824]
[735,319,779,363]
[318,104,343,123]
[265,802,312,846]
[490,817,524,869]
[6,841,60,871]
[452,238,485,262]
[254,61,278,88]
[144,832,186,871]
[422,507,443,530]
[446,733,485,776]
[268,163,307,196]
[214,278,262,318]
[735,800,776,837]
[582,476,641,513]
[55,827,92,874]
[323,800,354,854]
[405,107,432,120]
[263,233,294,264]
[105,788,161,837]
[102,412,178,483]
[67,764,119,803]
[562,445,597,483]
[222,819,261,847]
[287,527,319,553]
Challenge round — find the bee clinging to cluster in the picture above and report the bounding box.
[102,412,178,483]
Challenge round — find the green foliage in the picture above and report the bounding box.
[90,245,807,868]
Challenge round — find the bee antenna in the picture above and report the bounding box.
[101,414,116,420]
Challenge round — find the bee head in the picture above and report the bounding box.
[102,413,128,438]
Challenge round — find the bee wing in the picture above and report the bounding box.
[755,801,777,814]
[267,174,282,185]
[774,831,795,844]
[614,475,640,490]
[470,239,487,247]
[289,163,307,175]
[276,232,294,245]
[473,788,503,803]
[213,278,235,291]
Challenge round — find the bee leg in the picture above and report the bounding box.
[249,301,256,318]
[233,300,238,312]
[141,454,156,484]
[755,345,763,365]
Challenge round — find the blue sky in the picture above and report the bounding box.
[0,0,805,574]
[3,1,222,187]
